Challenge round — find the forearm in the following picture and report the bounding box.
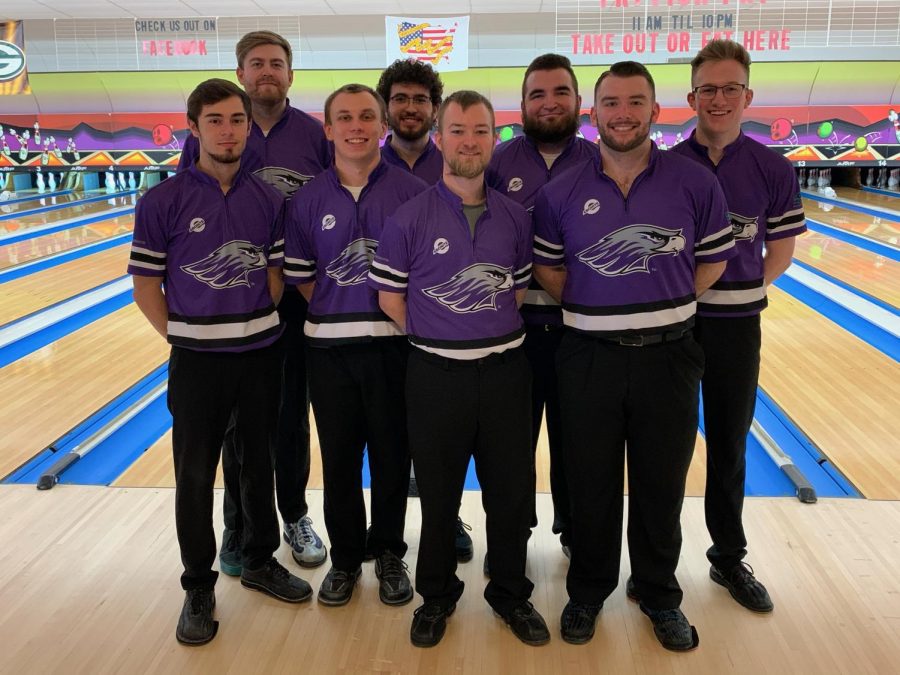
[132,279,168,339]
[378,291,407,332]
[515,288,527,308]
[297,281,315,303]
[533,265,567,303]
[695,261,726,296]
[763,238,796,286]
[268,267,284,305]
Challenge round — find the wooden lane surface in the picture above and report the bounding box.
[115,408,711,497]
[760,287,900,499]
[1,485,899,674]
[0,244,131,324]
[793,229,900,307]
[0,193,136,237]
[0,304,169,480]
[834,186,900,211]
[803,197,900,247]
[0,212,134,270]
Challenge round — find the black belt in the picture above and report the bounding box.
[595,328,691,347]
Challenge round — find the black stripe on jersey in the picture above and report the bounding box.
[307,311,392,324]
[168,303,277,325]
[695,230,733,252]
[767,211,805,229]
[513,266,532,282]
[533,239,563,256]
[168,323,283,350]
[284,260,316,273]
[130,251,166,264]
[409,326,525,351]
[710,277,764,291]
[698,298,768,314]
[570,317,694,338]
[563,293,694,317]
[269,242,285,255]
[369,266,408,285]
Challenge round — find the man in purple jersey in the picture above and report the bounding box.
[376,58,476,564]
[130,79,313,646]
[284,84,428,608]
[370,91,550,649]
[178,31,330,575]
[486,53,599,559]
[533,62,735,651]
[672,40,807,614]
[377,59,445,186]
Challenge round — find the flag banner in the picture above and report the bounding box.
[385,16,469,72]
[0,21,31,95]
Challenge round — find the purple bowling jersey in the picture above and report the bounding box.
[486,135,600,326]
[533,146,735,337]
[284,161,428,345]
[128,163,286,352]
[380,135,444,185]
[671,131,807,317]
[368,181,533,360]
[177,102,332,198]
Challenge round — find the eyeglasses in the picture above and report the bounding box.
[692,84,747,100]
[389,94,432,107]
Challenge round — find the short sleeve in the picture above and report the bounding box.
[127,194,168,277]
[368,215,410,293]
[532,185,565,266]
[693,177,736,263]
[766,157,807,240]
[283,193,316,284]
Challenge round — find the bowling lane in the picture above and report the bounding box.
[0,189,108,216]
[760,287,900,500]
[1,244,131,325]
[0,193,137,237]
[0,304,169,480]
[0,212,134,270]
[833,186,900,212]
[793,229,900,308]
[803,197,900,247]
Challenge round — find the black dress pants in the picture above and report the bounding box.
[695,314,761,570]
[168,340,282,591]
[558,330,702,610]
[306,338,410,572]
[408,346,535,616]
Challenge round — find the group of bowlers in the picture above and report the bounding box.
[128,29,806,651]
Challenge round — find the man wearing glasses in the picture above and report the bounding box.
[671,40,806,614]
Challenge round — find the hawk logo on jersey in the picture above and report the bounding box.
[423,263,513,313]
[507,177,523,193]
[325,238,378,286]
[254,167,314,198]
[729,212,758,242]
[577,224,685,277]
[181,240,267,289]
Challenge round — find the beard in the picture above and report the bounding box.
[597,120,651,153]
[445,153,489,180]
[389,113,432,142]
[522,109,580,145]
[248,80,288,106]
[207,149,242,164]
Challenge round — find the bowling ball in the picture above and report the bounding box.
[0,190,9,202]
[816,121,833,139]
[854,137,868,152]
[770,118,792,142]
[499,126,514,142]
[151,124,174,146]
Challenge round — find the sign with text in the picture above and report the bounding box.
[0,21,31,95]
[135,17,217,60]
[386,15,469,72]
[557,0,900,62]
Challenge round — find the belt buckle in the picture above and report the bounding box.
[619,334,644,347]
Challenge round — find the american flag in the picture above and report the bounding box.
[397,21,457,65]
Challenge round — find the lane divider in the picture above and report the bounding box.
[0,206,135,246]
[0,189,75,206]
[0,190,138,221]
[805,217,900,262]
[0,232,132,284]
[802,189,900,222]
[862,186,900,199]
[0,276,133,367]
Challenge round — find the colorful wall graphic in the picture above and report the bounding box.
[1,62,897,171]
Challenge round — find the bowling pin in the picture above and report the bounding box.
[878,168,887,188]
[17,134,28,161]
[1,137,9,157]
[36,172,46,193]
[48,172,57,191]
[117,172,127,190]
[798,168,806,186]
[865,168,874,186]
[128,172,136,189]
[50,136,63,160]
[887,169,899,190]
[34,122,41,146]
[41,139,50,165]
[105,171,116,193]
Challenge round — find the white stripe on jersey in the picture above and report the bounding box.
[167,308,280,341]
[699,285,766,305]
[767,208,806,236]
[368,261,408,289]
[128,259,166,272]
[524,289,560,307]
[411,333,525,361]
[304,319,404,341]
[563,301,696,333]
[533,235,564,260]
